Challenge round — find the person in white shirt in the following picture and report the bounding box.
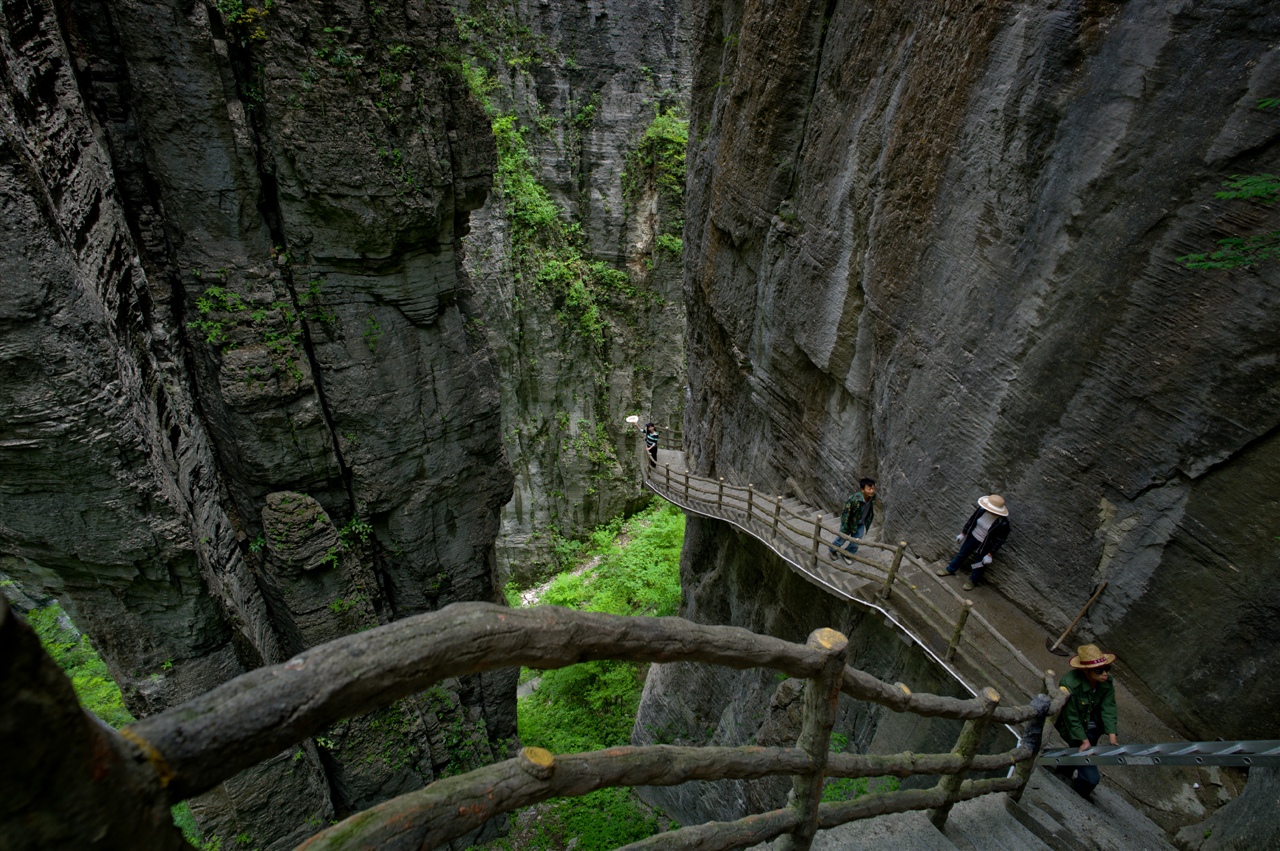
[936,494,1010,591]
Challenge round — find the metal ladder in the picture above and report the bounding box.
[1041,740,1280,767]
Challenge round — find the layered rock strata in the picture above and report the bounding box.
[639,0,1280,828]
[1,0,513,845]
[452,0,690,580]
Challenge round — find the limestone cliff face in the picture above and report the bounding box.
[1,0,512,845]
[452,0,690,579]
[669,0,1279,745]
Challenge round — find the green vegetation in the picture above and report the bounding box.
[322,516,374,569]
[481,504,685,850]
[455,57,651,351]
[820,731,900,802]
[624,108,689,263]
[1179,98,1279,270]
[453,4,547,70]
[623,108,688,203]
[25,605,135,728]
[214,0,271,42]
[188,274,331,384]
[821,775,901,803]
[25,604,209,847]
[363,315,383,351]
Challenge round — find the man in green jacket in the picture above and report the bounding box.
[1054,644,1119,799]
[829,478,876,561]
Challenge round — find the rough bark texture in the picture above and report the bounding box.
[0,0,514,844]
[632,517,1008,826]
[667,0,1278,738]
[0,595,191,850]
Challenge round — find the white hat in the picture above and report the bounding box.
[977,494,1008,516]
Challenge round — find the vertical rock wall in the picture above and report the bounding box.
[1,0,514,845]
[451,0,690,580]
[659,0,1278,772]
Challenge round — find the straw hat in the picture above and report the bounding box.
[977,494,1008,516]
[1069,644,1116,669]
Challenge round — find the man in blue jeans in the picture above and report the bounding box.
[936,493,1010,591]
[1053,644,1120,800]
[829,478,876,561]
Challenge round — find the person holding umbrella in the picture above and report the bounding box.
[935,493,1010,591]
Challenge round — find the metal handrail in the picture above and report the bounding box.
[638,448,1045,705]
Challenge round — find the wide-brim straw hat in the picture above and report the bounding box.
[1070,644,1117,669]
[977,494,1008,516]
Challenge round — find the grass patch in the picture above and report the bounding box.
[24,604,134,727]
[25,603,208,847]
[479,504,685,849]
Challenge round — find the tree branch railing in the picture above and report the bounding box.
[639,449,1044,706]
[5,594,1066,851]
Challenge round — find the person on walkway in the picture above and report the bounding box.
[644,423,659,467]
[829,478,876,561]
[1053,644,1119,800]
[936,493,1009,591]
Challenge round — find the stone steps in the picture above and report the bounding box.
[754,768,1174,851]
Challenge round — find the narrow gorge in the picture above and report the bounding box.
[3,0,1279,849]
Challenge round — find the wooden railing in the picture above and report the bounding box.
[640,448,1045,707]
[35,599,1064,851]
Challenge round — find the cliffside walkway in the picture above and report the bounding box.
[643,442,1047,708]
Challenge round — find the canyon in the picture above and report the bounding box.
[3,0,1279,848]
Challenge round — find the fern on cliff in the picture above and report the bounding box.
[1179,98,1279,270]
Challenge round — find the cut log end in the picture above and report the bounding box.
[519,747,556,779]
[808,627,848,653]
[982,687,1001,704]
[896,682,912,696]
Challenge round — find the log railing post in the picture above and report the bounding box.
[928,687,1000,830]
[662,463,670,494]
[879,541,907,600]
[771,498,782,540]
[946,600,974,662]
[717,477,724,509]
[777,628,849,851]
[746,484,755,522]
[811,515,823,569]
[683,469,690,502]
[1009,676,1055,803]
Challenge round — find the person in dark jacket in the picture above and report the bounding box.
[1053,644,1119,800]
[643,423,659,467]
[829,478,876,560]
[935,494,1010,590]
